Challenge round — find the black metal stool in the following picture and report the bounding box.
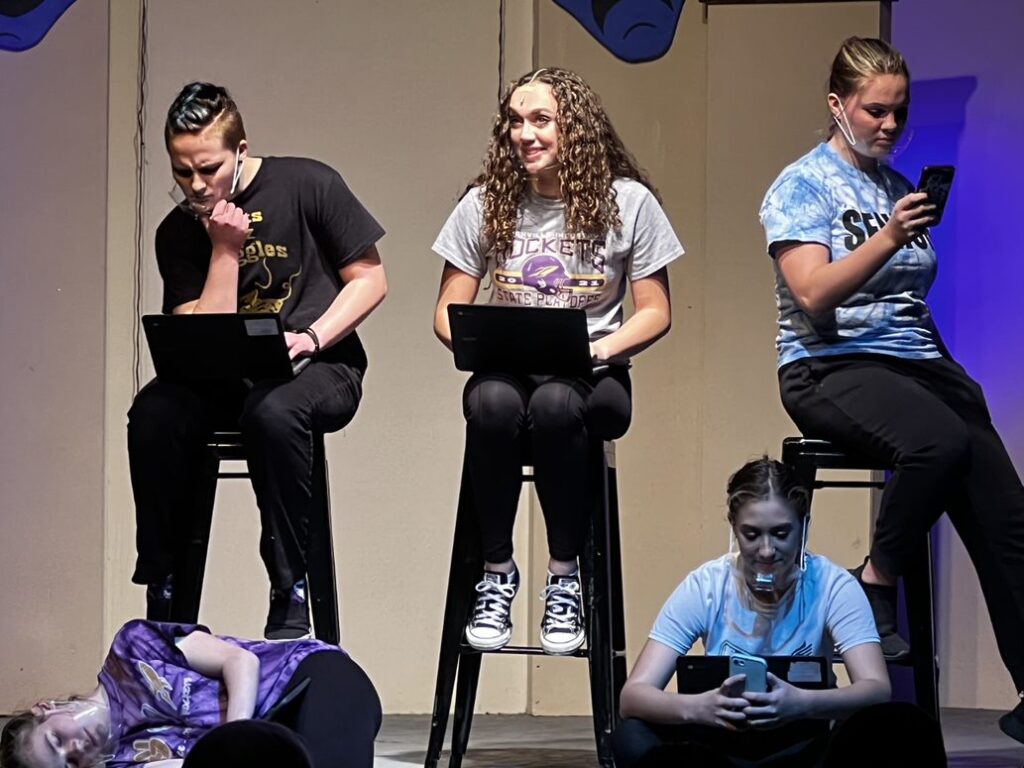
[166,430,340,645]
[781,436,939,722]
[425,440,626,768]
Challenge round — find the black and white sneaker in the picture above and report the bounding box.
[146,575,174,622]
[465,566,520,651]
[540,571,585,655]
[264,579,312,641]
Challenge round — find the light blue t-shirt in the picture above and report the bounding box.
[759,142,941,367]
[650,554,879,662]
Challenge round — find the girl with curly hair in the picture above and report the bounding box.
[432,68,683,655]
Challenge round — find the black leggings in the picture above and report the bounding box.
[779,353,1024,690]
[613,702,945,767]
[277,650,382,768]
[462,366,632,563]
[128,361,363,590]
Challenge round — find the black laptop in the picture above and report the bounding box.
[676,655,831,694]
[143,313,307,383]
[447,303,592,377]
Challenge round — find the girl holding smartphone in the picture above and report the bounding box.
[760,36,1024,742]
[614,458,941,767]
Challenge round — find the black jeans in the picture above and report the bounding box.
[462,366,632,563]
[128,360,362,591]
[779,353,1024,690]
[613,702,944,767]
[276,650,382,768]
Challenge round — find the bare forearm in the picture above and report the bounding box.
[795,232,900,316]
[620,683,689,725]
[433,303,454,351]
[192,249,240,314]
[308,270,387,350]
[595,306,671,361]
[223,651,260,721]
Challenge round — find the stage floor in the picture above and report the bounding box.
[2,708,1019,766]
[375,710,1024,767]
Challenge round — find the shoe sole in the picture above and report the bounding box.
[264,632,314,642]
[540,634,586,656]
[465,628,512,651]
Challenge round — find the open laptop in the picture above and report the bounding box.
[143,313,309,383]
[447,303,592,377]
[676,655,831,694]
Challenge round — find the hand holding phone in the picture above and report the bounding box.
[915,165,956,226]
[729,653,768,693]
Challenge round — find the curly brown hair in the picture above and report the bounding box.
[471,67,659,255]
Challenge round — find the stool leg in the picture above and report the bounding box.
[306,435,340,645]
[450,652,482,768]
[426,461,483,768]
[170,458,219,624]
[904,533,940,722]
[583,445,621,768]
[606,463,628,723]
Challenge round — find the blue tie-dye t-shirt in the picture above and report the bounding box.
[759,142,941,367]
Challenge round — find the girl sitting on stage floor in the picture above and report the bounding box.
[613,458,944,767]
[0,620,379,768]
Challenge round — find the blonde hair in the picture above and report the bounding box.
[469,67,659,256]
[829,36,910,98]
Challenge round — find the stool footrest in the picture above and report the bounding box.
[458,643,590,658]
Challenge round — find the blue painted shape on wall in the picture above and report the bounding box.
[0,0,77,52]
[551,0,685,63]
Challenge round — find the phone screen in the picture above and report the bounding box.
[915,165,955,227]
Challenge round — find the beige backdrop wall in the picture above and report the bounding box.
[3,0,1014,717]
[0,0,108,708]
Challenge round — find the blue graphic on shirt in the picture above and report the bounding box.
[759,142,941,367]
[0,0,77,52]
[551,0,685,63]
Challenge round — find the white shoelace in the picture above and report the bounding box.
[540,580,582,633]
[471,579,518,630]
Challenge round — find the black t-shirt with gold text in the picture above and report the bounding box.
[155,156,385,371]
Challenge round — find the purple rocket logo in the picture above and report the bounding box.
[522,255,569,296]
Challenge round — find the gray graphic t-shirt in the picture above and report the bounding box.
[759,142,941,367]
[433,178,683,344]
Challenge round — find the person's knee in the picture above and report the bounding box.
[128,383,199,445]
[612,718,660,768]
[528,381,586,434]
[897,421,971,475]
[240,391,304,444]
[464,379,526,436]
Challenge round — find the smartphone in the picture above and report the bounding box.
[915,165,956,227]
[729,653,768,693]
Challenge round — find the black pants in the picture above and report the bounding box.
[128,361,362,590]
[277,650,382,768]
[613,702,945,767]
[462,366,632,563]
[779,353,1024,690]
